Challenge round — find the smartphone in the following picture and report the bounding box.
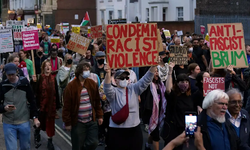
[185,111,197,138]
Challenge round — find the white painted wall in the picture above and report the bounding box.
[96,0,196,24]
[10,0,35,10]
[96,0,127,25]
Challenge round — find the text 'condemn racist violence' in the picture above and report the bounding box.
[106,23,159,69]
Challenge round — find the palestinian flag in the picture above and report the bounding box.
[80,12,90,26]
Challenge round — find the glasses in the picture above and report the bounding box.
[229,100,243,106]
[117,77,129,80]
[215,102,228,107]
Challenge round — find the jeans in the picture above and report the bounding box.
[71,121,98,150]
[3,121,31,150]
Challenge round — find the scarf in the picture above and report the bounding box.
[148,82,167,134]
[51,57,58,71]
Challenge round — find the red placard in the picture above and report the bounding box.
[22,30,40,51]
[91,25,102,39]
[106,23,159,69]
[203,77,225,96]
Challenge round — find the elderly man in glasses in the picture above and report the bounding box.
[226,88,250,148]
[198,89,249,150]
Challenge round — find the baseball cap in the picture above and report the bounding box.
[159,51,167,56]
[114,70,130,79]
[95,51,106,57]
[4,63,17,75]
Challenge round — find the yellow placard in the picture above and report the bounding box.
[51,38,60,43]
[72,27,80,34]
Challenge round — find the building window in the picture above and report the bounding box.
[3,0,8,8]
[177,7,183,21]
[151,7,157,21]
[108,0,112,2]
[109,11,113,20]
[118,10,122,19]
[146,8,149,22]
[100,0,104,2]
[163,7,167,21]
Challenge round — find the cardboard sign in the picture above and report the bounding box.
[91,25,102,38]
[169,45,188,65]
[22,30,40,51]
[157,29,163,52]
[203,77,225,96]
[72,25,80,34]
[66,33,91,55]
[0,28,14,53]
[208,23,247,68]
[177,30,183,36]
[200,25,205,34]
[106,23,159,69]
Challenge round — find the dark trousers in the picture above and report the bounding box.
[108,124,143,150]
[71,121,98,150]
[99,112,111,141]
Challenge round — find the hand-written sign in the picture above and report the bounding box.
[50,37,60,48]
[91,25,102,38]
[0,28,14,53]
[169,46,188,65]
[157,29,163,52]
[203,77,225,96]
[72,25,80,34]
[208,23,247,68]
[106,23,159,69]
[22,30,40,51]
[66,33,91,55]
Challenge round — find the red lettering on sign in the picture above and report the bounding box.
[125,53,132,67]
[124,38,132,52]
[107,25,113,38]
[129,24,136,37]
[133,52,139,66]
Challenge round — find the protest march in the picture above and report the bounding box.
[1,1,250,150]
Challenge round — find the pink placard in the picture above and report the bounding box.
[22,30,40,51]
[203,77,225,96]
[200,25,205,35]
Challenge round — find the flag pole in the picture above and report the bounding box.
[87,11,92,26]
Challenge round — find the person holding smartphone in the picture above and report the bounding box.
[0,63,40,150]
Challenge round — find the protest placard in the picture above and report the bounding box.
[72,25,80,34]
[169,45,188,65]
[66,33,91,55]
[163,30,171,38]
[22,30,40,51]
[0,27,14,53]
[200,25,205,35]
[61,23,69,34]
[177,30,183,36]
[157,29,163,52]
[106,23,158,69]
[208,23,247,68]
[91,25,102,38]
[50,37,60,48]
[203,77,225,96]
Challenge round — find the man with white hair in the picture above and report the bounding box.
[226,88,250,148]
[198,89,248,150]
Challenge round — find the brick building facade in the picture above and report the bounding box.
[54,0,96,27]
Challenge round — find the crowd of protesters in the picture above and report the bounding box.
[0,26,250,150]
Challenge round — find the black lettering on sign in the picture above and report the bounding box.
[169,45,188,65]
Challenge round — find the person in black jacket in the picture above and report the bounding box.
[226,88,250,148]
[199,89,249,150]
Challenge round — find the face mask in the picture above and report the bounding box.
[67,59,73,64]
[119,79,128,88]
[178,83,189,92]
[163,57,169,63]
[38,51,43,56]
[97,59,104,65]
[82,70,90,78]
[189,48,193,52]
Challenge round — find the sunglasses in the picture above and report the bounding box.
[117,76,129,80]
